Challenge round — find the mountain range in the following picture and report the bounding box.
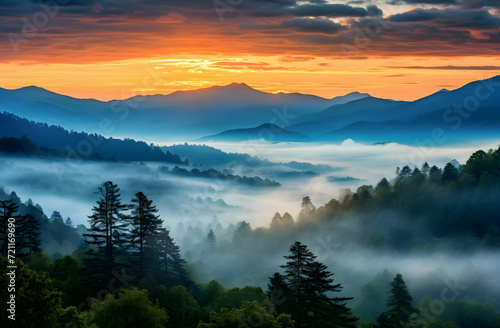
[0,83,367,141]
[1,76,499,145]
[200,123,310,142]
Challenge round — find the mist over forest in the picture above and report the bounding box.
[1,127,500,327]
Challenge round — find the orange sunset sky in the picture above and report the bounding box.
[1,0,500,101]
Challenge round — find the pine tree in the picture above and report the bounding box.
[304,261,358,328]
[271,212,282,228]
[429,165,442,184]
[386,273,417,327]
[398,166,412,180]
[232,221,251,243]
[158,229,193,288]
[298,196,316,223]
[375,178,391,192]
[442,162,459,183]
[84,181,128,282]
[50,210,63,222]
[278,241,357,327]
[280,241,316,327]
[281,212,294,225]
[17,213,42,259]
[421,162,430,177]
[410,168,425,187]
[271,212,295,227]
[65,217,74,227]
[0,200,19,257]
[206,229,216,248]
[128,192,163,279]
[81,248,107,291]
[374,312,392,328]
[267,272,293,315]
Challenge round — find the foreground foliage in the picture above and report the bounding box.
[197,301,294,328]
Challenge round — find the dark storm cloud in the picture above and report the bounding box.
[0,0,381,19]
[391,0,500,8]
[389,8,500,29]
[389,0,457,5]
[458,0,500,8]
[242,17,346,36]
[290,3,371,17]
[282,18,346,34]
[246,1,382,18]
[366,5,384,16]
[389,9,440,21]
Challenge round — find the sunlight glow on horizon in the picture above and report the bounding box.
[1,55,500,101]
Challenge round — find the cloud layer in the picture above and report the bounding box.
[1,0,500,63]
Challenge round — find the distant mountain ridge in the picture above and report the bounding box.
[0,83,370,141]
[1,76,500,145]
[287,97,408,137]
[199,123,310,142]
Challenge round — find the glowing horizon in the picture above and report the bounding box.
[1,1,500,101]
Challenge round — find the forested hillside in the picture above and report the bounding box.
[0,112,187,164]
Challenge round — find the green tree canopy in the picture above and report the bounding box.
[163,285,202,328]
[197,301,294,328]
[85,288,168,328]
[50,255,88,307]
[0,256,63,327]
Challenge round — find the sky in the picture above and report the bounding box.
[1,0,500,101]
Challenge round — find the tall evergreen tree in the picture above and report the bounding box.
[206,229,216,248]
[267,272,293,315]
[271,212,295,227]
[375,178,391,192]
[385,273,417,327]
[65,217,74,227]
[374,312,392,328]
[304,261,358,328]
[280,241,316,327]
[0,200,19,257]
[232,221,251,243]
[270,212,282,228]
[281,212,294,225]
[128,192,162,279]
[81,248,107,291]
[398,166,412,180]
[298,196,316,223]
[84,181,128,282]
[50,210,63,222]
[158,229,193,288]
[17,213,42,259]
[442,162,459,183]
[278,241,357,328]
[428,165,442,184]
[421,162,430,177]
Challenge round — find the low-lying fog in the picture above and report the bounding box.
[1,139,497,229]
[1,139,499,301]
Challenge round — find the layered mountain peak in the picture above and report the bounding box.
[340,91,371,98]
[224,82,254,89]
[13,85,52,95]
